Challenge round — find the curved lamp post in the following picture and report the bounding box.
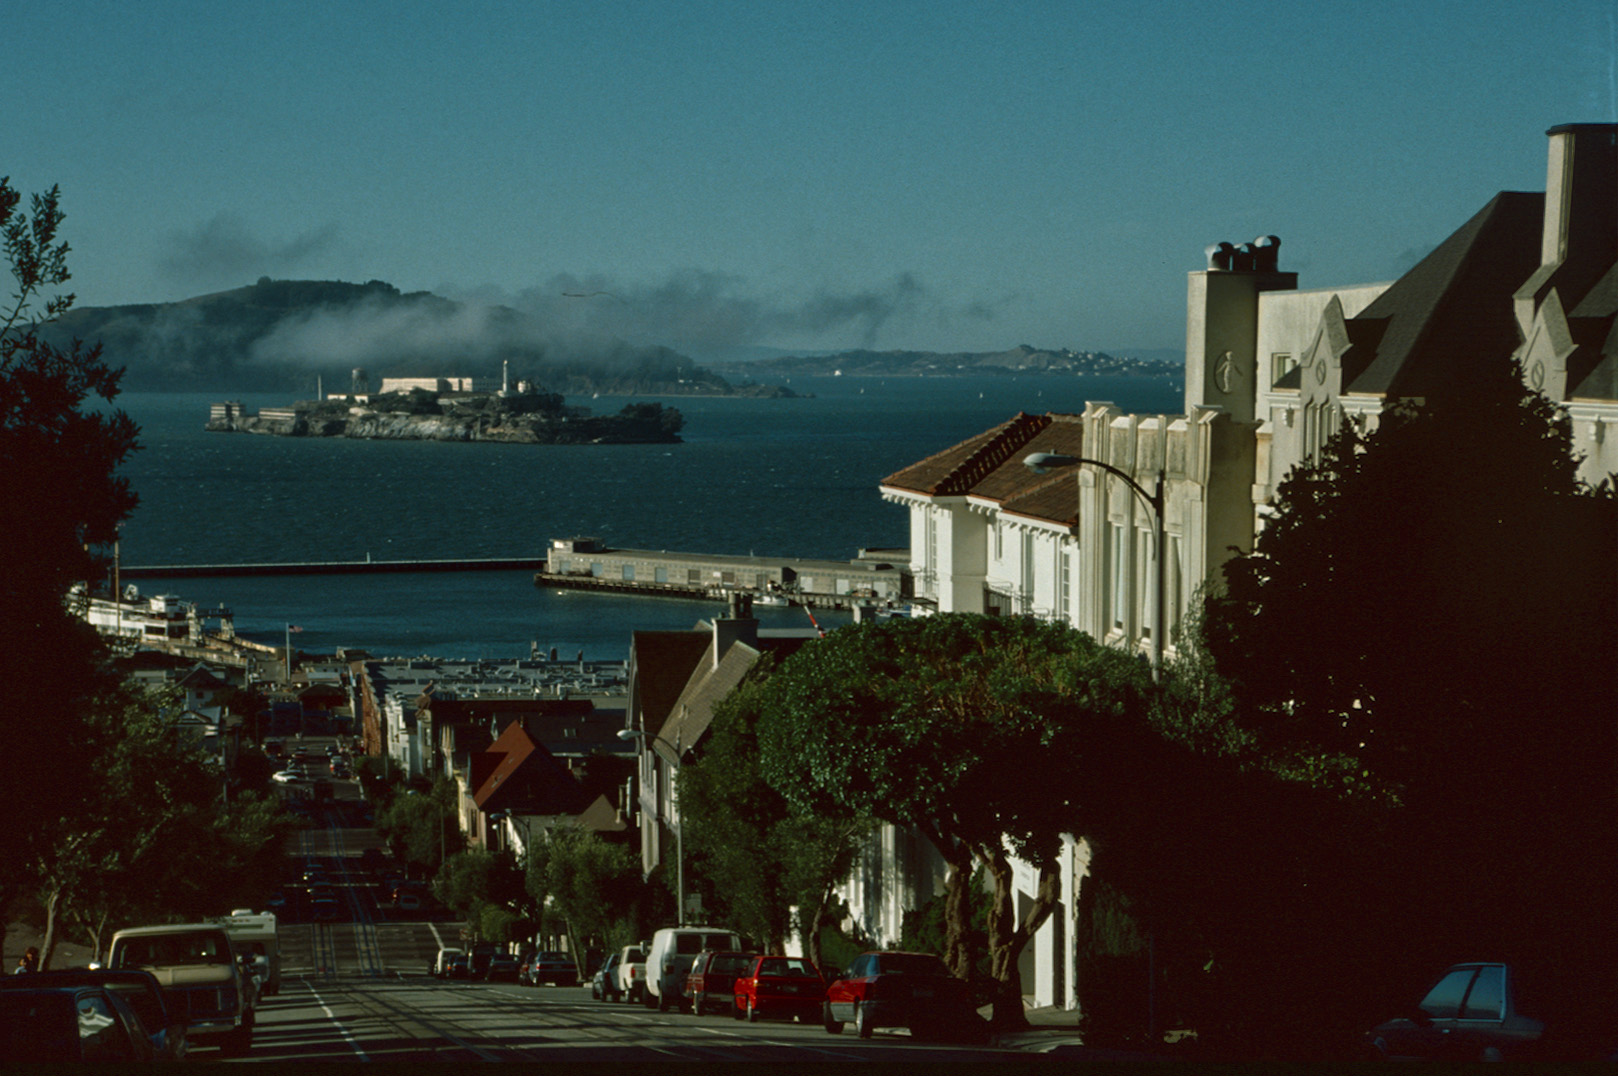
[1023,452,1166,679]
[619,727,685,925]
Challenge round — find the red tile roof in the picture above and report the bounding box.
[882,411,1091,526]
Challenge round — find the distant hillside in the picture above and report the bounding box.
[705,344,1178,379]
[40,278,786,397]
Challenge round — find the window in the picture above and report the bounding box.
[621,564,635,581]
[993,520,1003,561]
[1109,523,1127,630]
[1461,966,1505,1020]
[1135,528,1152,638]
[1419,967,1477,1020]
[1271,352,1296,384]
[1057,545,1071,622]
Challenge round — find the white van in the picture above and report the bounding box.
[643,927,742,1012]
[214,910,280,996]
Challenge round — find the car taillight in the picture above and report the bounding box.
[627,967,637,981]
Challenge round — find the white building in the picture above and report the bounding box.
[880,122,1617,1013]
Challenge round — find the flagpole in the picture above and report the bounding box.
[285,623,291,687]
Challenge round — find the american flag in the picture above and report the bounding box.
[288,625,304,633]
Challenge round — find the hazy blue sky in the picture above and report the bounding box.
[9,0,1615,357]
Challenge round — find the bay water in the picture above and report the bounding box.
[112,373,1183,659]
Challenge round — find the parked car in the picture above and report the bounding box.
[823,951,987,1042]
[444,952,471,980]
[0,969,186,1060]
[644,928,743,1012]
[616,945,647,1003]
[430,948,465,979]
[524,951,578,987]
[397,892,422,913]
[485,953,522,982]
[0,985,155,1061]
[733,955,828,1024]
[685,950,760,1016]
[592,952,623,1001]
[1361,961,1612,1061]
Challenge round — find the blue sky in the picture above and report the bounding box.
[9,0,1615,358]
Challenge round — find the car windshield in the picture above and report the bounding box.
[874,953,948,976]
[111,932,232,967]
[710,954,754,974]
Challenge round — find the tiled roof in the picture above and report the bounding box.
[472,720,591,815]
[881,412,1052,495]
[1347,191,1544,398]
[883,411,1091,527]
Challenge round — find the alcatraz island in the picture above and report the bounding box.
[208,375,686,445]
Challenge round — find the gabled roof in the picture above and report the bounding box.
[177,663,229,690]
[1567,261,1618,401]
[656,641,763,763]
[1346,191,1544,397]
[472,721,591,816]
[629,631,712,738]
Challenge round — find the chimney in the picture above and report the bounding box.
[1541,123,1617,270]
[712,598,759,667]
[1515,123,1618,333]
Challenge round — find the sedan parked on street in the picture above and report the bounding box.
[733,955,827,1024]
[823,951,986,1042]
[522,951,578,987]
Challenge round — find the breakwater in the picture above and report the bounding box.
[120,557,548,579]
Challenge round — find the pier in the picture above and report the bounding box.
[536,537,910,610]
[120,556,548,579]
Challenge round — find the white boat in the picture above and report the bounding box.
[753,591,790,607]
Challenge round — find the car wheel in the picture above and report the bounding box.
[656,991,669,1012]
[823,1002,844,1035]
[733,997,745,1020]
[854,1001,873,1039]
[690,992,704,1015]
[747,998,758,1024]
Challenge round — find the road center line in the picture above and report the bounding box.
[306,983,370,1061]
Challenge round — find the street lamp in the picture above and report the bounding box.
[618,727,686,926]
[1024,452,1166,679]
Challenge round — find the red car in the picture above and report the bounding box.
[684,950,759,1015]
[822,950,986,1041]
[733,955,827,1023]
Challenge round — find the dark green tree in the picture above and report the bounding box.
[755,613,1154,1029]
[529,826,651,968]
[1203,360,1618,1041]
[0,179,139,962]
[678,670,871,964]
[376,778,461,874]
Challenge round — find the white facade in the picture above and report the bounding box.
[880,123,1617,1015]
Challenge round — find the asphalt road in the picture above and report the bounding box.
[231,978,1040,1063]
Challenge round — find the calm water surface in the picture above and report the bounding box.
[112,373,1182,658]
